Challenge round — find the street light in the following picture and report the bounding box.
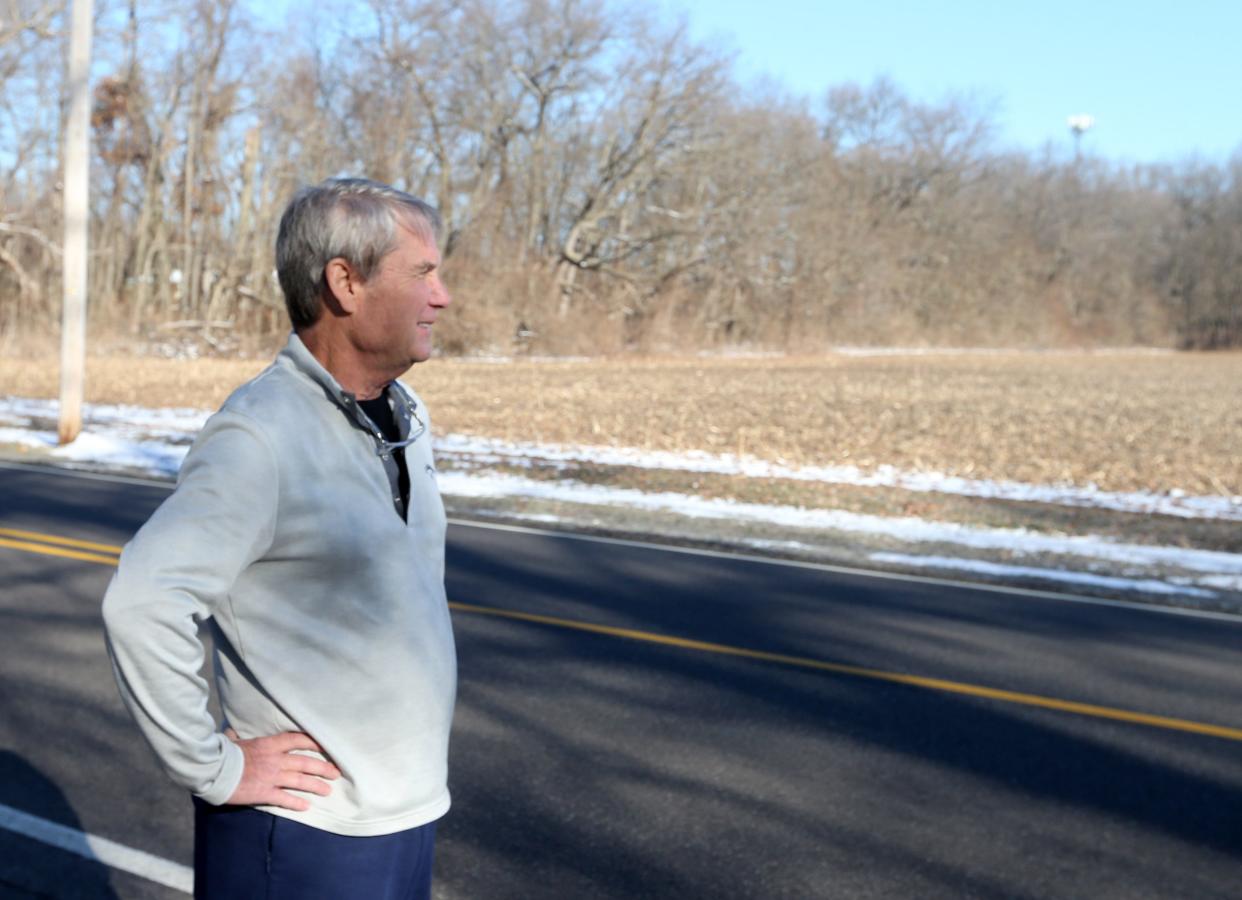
[1067,114,1094,162]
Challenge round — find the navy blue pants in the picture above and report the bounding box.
[192,797,437,900]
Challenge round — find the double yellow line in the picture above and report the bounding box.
[0,526,123,566]
[3,525,1241,743]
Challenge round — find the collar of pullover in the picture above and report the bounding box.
[278,332,418,442]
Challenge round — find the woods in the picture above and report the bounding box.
[1,0,1240,354]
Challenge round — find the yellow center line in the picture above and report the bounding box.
[0,535,123,567]
[447,601,1242,743]
[3,526,1238,743]
[0,526,124,555]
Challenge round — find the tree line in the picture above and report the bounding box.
[1,0,1240,354]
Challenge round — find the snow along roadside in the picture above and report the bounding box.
[3,395,1240,521]
[1,396,1238,605]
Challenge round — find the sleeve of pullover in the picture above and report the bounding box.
[102,409,278,805]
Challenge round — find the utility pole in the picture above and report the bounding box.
[59,0,94,444]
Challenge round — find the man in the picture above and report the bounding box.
[102,178,456,900]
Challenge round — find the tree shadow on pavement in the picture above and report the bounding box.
[0,752,121,899]
[438,528,1242,900]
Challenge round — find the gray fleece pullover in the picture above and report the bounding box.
[102,333,457,836]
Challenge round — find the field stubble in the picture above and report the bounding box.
[5,348,1241,607]
[2,349,1238,497]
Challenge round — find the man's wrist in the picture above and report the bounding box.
[195,735,246,806]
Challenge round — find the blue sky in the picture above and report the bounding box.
[659,0,1242,164]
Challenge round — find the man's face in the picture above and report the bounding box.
[354,223,450,369]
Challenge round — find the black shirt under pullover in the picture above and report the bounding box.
[359,388,410,520]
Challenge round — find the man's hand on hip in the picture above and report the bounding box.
[223,728,341,811]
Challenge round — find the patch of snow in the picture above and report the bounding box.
[3,395,1239,594]
[50,431,188,473]
[436,471,1242,576]
[457,510,577,527]
[868,553,1217,599]
[0,424,187,474]
[435,433,1242,522]
[0,427,53,449]
[1192,575,1242,592]
[731,537,827,554]
[0,397,210,435]
[4,396,1237,522]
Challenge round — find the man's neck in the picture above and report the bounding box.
[296,326,404,400]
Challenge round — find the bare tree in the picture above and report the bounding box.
[1155,157,1242,349]
[1,0,1239,354]
[551,16,726,318]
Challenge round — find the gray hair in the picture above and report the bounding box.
[276,178,442,328]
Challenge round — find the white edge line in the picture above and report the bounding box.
[4,458,1238,624]
[444,517,1242,624]
[0,802,192,894]
[0,458,173,489]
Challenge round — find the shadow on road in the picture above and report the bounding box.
[0,752,120,899]
[3,467,1238,898]
[441,527,1242,899]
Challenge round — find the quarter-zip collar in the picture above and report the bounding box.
[279,333,418,521]
[278,332,416,445]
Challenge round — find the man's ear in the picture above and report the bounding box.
[323,257,363,314]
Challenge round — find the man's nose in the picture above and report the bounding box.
[432,276,451,307]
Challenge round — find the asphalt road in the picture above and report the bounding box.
[1,461,1240,899]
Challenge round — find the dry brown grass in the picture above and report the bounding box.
[2,349,1239,495]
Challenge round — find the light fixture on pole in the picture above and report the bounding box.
[1067,114,1094,162]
